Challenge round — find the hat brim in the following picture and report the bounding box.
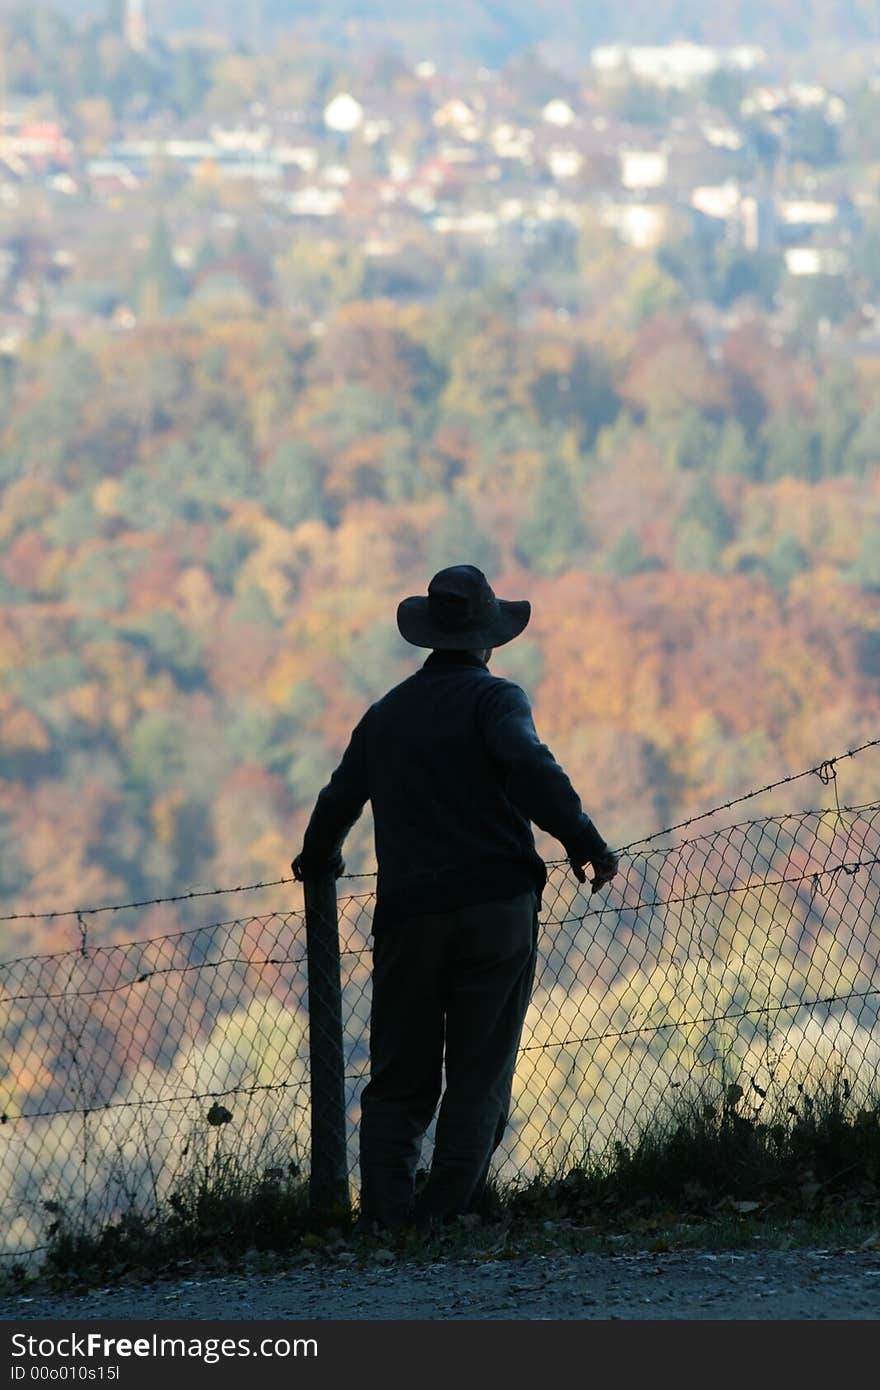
[396,596,531,650]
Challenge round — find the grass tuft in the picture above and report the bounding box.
[4,1073,878,1295]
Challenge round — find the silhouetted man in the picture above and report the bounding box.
[292,564,619,1231]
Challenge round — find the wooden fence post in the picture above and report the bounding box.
[303,872,350,1220]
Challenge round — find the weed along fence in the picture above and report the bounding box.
[1,739,879,1260]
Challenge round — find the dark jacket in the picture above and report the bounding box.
[298,650,609,929]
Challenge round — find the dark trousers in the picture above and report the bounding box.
[358,891,538,1229]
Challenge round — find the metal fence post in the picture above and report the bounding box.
[303,872,350,1219]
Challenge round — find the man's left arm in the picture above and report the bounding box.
[291,717,369,882]
[479,681,619,891]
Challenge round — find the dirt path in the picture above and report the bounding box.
[3,1247,879,1320]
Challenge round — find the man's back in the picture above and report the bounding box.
[363,651,546,925]
[299,648,609,929]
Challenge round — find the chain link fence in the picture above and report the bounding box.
[1,755,879,1259]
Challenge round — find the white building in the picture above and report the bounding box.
[702,124,743,151]
[592,41,765,89]
[777,200,837,227]
[284,187,344,217]
[542,99,575,128]
[599,202,668,249]
[741,195,777,251]
[620,149,668,190]
[691,181,741,221]
[323,93,364,134]
[546,147,583,180]
[491,124,534,160]
[433,99,480,141]
[784,247,845,276]
[209,126,271,153]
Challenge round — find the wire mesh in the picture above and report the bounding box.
[1,785,879,1258]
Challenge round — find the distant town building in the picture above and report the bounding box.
[5,122,72,173]
[592,41,766,89]
[125,0,148,53]
[542,99,575,128]
[283,187,344,217]
[491,124,534,161]
[690,181,741,221]
[619,149,669,190]
[599,201,669,248]
[784,246,846,275]
[546,147,583,180]
[275,145,319,173]
[86,159,141,194]
[209,126,271,154]
[433,99,480,140]
[777,200,837,227]
[741,194,777,251]
[323,94,364,134]
[702,124,744,151]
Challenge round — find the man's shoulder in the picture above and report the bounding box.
[477,672,532,714]
[368,663,528,711]
[368,668,423,712]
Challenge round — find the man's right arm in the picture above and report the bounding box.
[291,716,369,881]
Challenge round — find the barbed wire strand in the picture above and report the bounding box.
[2,735,878,925]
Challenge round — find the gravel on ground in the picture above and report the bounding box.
[3,1246,879,1321]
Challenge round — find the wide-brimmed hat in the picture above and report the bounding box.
[397,565,530,650]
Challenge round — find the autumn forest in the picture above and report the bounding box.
[2,9,880,967]
[3,278,880,963]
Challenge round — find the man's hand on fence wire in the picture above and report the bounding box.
[291,853,346,882]
[569,849,620,894]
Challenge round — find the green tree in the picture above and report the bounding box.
[788,108,839,167]
[114,423,252,530]
[668,410,721,472]
[490,639,544,699]
[342,622,413,701]
[814,366,860,477]
[172,47,210,116]
[515,460,587,576]
[62,548,130,614]
[115,463,187,532]
[847,526,880,591]
[380,434,425,505]
[225,705,279,766]
[135,218,186,316]
[6,337,100,484]
[657,227,719,304]
[605,528,660,578]
[717,418,762,479]
[679,477,734,541]
[205,528,256,594]
[43,492,102,547]
[427,493,500,577]
[674,478,734,573]
[763,533,810,591]
[128,711,188,791]
[6,652,89,707]
[530,346,619,450]
[131,611,204,690]
[851,218,880,298]
[791,274,856,336]
[231,584,279,629]
[844,406,880,478]
[262,442,327,527]
[714,247,781,311]
[703,68,749,120]
[760,415,820,482]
